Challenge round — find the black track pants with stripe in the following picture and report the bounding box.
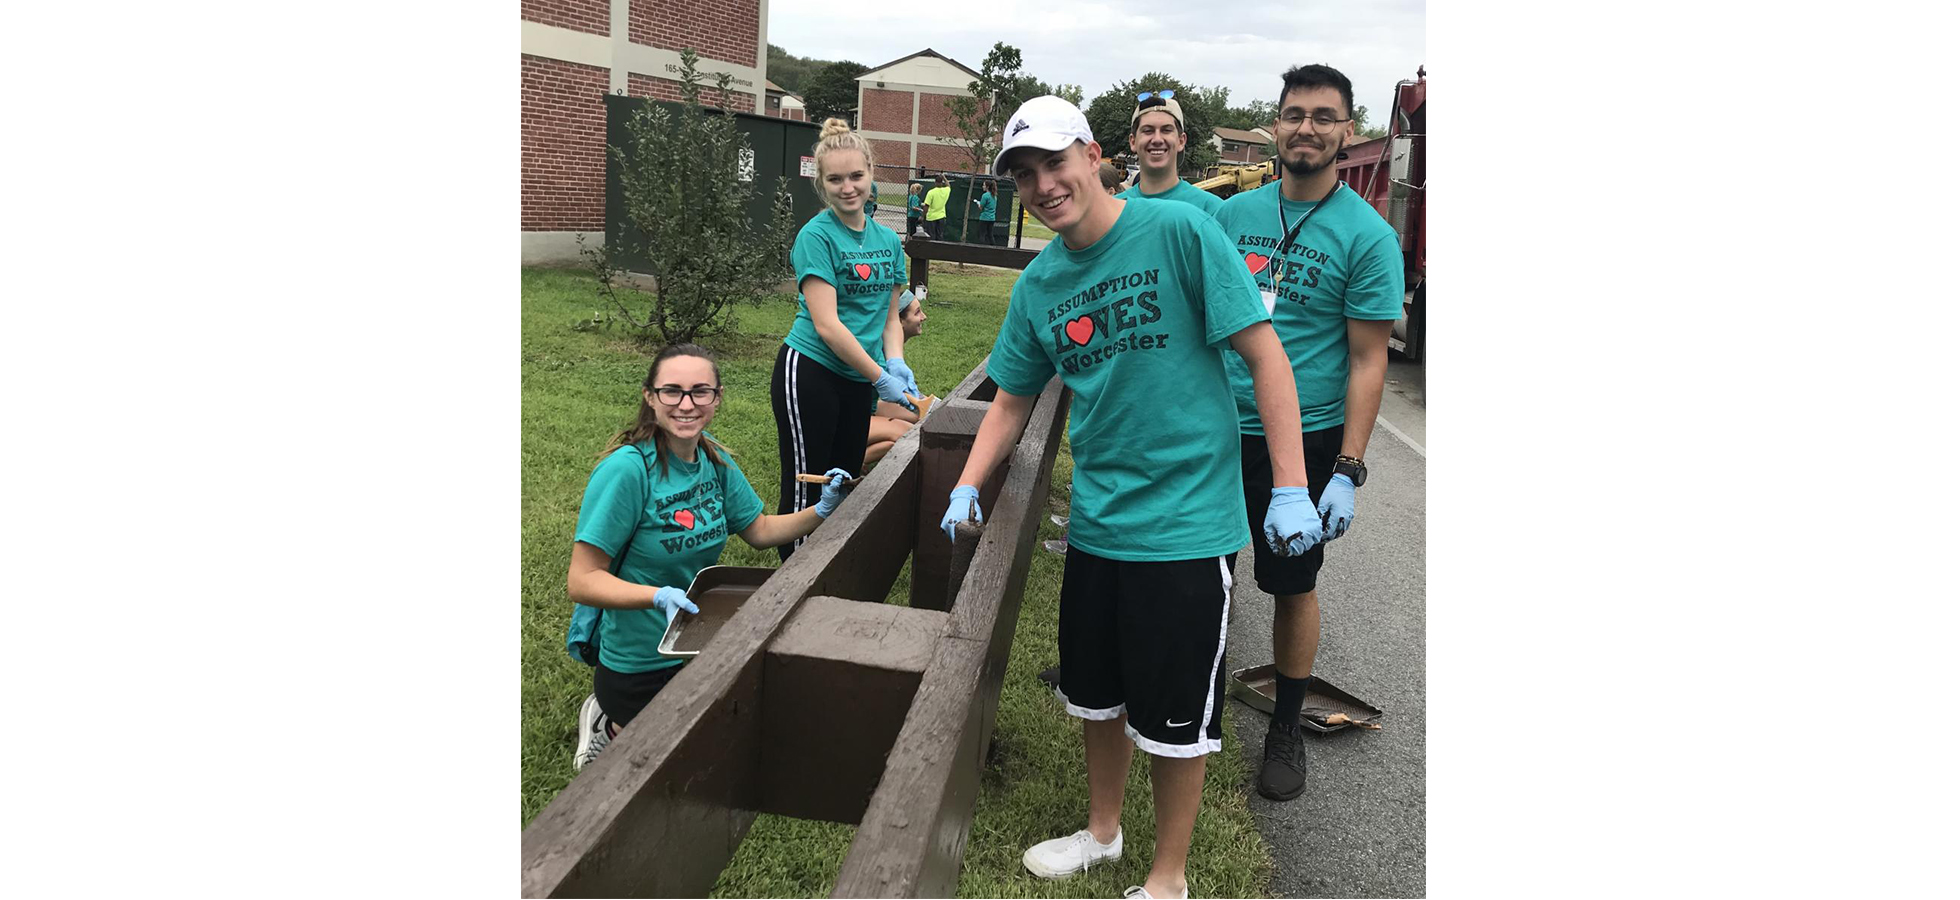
[770,343,876,559]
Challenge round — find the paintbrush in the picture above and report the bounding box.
[795,473,864,486]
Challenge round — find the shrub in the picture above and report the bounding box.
[581,49,796,346]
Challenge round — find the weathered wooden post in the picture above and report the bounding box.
[903,237,1039,293]
[520,360,1069,898]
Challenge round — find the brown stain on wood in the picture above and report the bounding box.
[522,360,1071,899]
[665,586,757,653]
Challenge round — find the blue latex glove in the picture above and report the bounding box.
[884,357,921,398]
[653,585,699,619]
[940,484,983,542]
[874,371,917,410]
[1263,487,1321,557]
[1316,473,1356,541]
[813,467,853,518]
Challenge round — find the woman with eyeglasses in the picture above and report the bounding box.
[567,343,853,770]
[771,118,915,559]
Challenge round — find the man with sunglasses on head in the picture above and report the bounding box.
[1117,90,1223,215]
[1212,63,1404,803]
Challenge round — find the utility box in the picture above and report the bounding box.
[603,94,824,271]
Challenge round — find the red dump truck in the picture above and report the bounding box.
[1337,67,1426,360]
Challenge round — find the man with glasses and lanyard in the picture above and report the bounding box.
[1118,90,1224,214]
[1213,63,1404,803]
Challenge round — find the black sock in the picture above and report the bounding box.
[1271,671,1311,729]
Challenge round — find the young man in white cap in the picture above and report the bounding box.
[938,94,1319,900]
[1212,63,1403,803]
[1117,91,1223,214]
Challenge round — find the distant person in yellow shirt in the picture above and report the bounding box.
[921,174,951,239]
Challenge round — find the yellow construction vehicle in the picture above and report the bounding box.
[1194,159,1276,199]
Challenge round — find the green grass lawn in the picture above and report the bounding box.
[521,262,1273,898]
[1010,203,1059,242]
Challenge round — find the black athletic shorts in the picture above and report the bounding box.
[1241,424,1345,595]
[771,343,876,559]
[594,662,680,727]
[1055,547,1237,758]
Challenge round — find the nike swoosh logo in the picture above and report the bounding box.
[1166,719,1193,728]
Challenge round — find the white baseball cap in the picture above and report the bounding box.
[992,95,1095,176]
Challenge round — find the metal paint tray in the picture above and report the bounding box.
[1227,664,1384,733]
[655,566,775,658]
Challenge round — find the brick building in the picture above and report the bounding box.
[521,0,769,264]
[764,79,807,121]
[853,49,986,192]
[1212,126,1275,164]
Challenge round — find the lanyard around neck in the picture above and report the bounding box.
[1272,180,1341,291]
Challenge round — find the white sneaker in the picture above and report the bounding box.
[573,694,611,771]
[1022,828,1122,879]
[1122,886,1188,899]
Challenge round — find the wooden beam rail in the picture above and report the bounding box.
[902,237,1042,292]
[521,360,1070,898]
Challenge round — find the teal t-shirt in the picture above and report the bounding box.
[1213,181,1404,434]
[783,210,905,382]
[977,193,997,221]
[907,193,922,213]
[573,438,766,673]
[1117,179,1225,215]
[985,199,1267,561]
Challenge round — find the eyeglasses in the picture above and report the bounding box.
[1136,89,1176,102]
[652,386,723,406]
[1277,110,1353,133]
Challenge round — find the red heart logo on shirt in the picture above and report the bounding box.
[673,509,696,530]
[1064,316,1095,346]
[854,263,873,280]
[1245,252,1271,275]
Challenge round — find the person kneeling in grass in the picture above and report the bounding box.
[865,292,931,467]
[568,344,853,771]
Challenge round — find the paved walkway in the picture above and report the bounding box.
[1224,368,1426,898]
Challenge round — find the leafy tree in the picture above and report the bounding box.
[944,42,1048,174]
[765,43,839,96]
[1351,105,1388,140]
[580,49,797,346]
[802,60,869,123]
[1085,74,1220,175]
[1043,82,1085,107]
[1218,99,1277,131]
[1193,85,1232,119]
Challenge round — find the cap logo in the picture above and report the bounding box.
[1010,119,1030,137]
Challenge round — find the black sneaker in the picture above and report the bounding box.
[1256,719,1307,801]
[1037,665,1061,688]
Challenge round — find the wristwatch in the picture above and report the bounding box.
[1333,455,1367,488]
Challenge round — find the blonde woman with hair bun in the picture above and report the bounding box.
[768,117,917,558]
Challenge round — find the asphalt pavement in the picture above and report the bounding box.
[1224,357,1425,898]
[880,194,1427,895]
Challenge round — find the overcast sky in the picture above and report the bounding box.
[767,0,1425,123]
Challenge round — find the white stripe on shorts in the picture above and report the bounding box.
[783,348,809,545]
[1118,556,1234,758]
